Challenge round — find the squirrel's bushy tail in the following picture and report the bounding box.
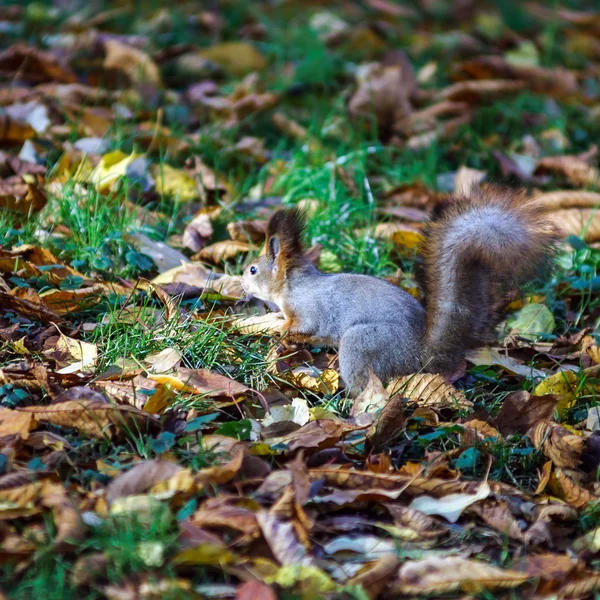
[418,187,558,373]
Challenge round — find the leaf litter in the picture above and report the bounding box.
[2,1,600,599]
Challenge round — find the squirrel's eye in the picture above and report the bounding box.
[250,266,258,275]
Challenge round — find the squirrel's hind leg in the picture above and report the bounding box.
[339,323,421,396]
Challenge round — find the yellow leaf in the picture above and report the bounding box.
[10,337,30,355]
[88,150,141,193]
[152,164,199,202]
[534,370,593,415]
[198,42,267,76]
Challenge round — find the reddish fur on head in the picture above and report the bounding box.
[266,207,307,278]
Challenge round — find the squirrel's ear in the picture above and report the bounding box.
[268,235,281,264]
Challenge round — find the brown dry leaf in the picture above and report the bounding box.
[436,80,525,103]
[197,240,254,264]
[347,555,400,600]
[455,56,579,98]
[394,556,529,595]
[150,367,248,397]
[51,333,98,375]
[549,208,600,242]
[496,391,559,435]
[0,44,77,84]
[256,510,313,566]
[0,407,34,440]
[348,59,414,137]
[144,347,182,375]
[0,115,36,144]
[103,39,162,87]
[0,173,46,215]
[549,468,596,508]
[197,436,246,485]
[467,347,547,379]
[183,212,214,253]
[105,460,182,505]
[19,398,158,439]
[152,262,243,299]
[470,499,525,541]
[535,190,600,210]
[271,420,350,453]
[41,482,86,551]
[351,370,389,417]
[387,373,472,409]
[0,473,52,519]
[383,504,447,540]
[535,149,599,187]
[528,420,584,468]
[227,220,268,244]
[0,289,62,324]
[38,286,106,315]
[192,499,260,538]
[366,396,404,450]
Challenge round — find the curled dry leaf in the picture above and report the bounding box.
[256,510,313,566]
[549,468,596,508]
[387,373,472,409]
[366,396,404,451]
[409,480,490,523]
[394,556,529,595]
[470,499,525,541]
[183,212,214,253]
[383,504,447,540]
[351,370,389,417]
[528,420,584,468]
[105,460,182,505]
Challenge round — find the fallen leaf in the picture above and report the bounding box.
[496,391,558,435]
[106,460,182,505]
[528,420,584,468]
[198,42,267,76]
[387,373,472,409]
[103,39,162,87]
[409,480,490,523]
[394,556,529,595]
[19,397,157,439]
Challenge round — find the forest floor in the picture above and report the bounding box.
[2,1,600,599]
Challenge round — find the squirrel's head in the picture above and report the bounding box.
[241,207,306,306]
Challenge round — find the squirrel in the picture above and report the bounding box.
[241,188,558,394]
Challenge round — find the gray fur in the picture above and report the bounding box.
[286,266,425,394]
